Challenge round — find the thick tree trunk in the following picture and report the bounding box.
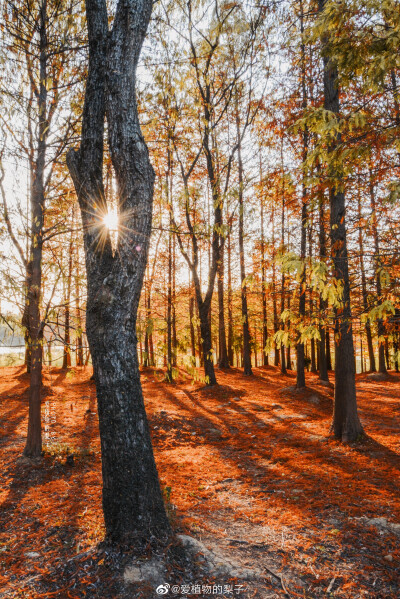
[319,0,363,441]
[198,301,217,385]
[67,0,170,542]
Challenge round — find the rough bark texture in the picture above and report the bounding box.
[67,0,170,542]
[319,0,363,442]
[24,0,48,457]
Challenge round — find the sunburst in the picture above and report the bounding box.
[103,208,119,232]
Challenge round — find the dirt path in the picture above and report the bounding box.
[0,365,399,597]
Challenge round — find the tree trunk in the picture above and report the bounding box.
[24,1,48,457]
[318,175,329,381]
[356,185,376,372]
[319,0,363,441]
[296,0,307,389]
[166,228,173,382]
[189,278,196,361]
[67,0,170,542]
[217,244,229,368]
[227,224,234,366]
[198,301,217,385]
[369,175,386,374]
[236,100,252,376]
[75,230,84,367]
[260,161,268,366]
[272,205,279,367]
[172,235,177,366]
[62,233,73,369]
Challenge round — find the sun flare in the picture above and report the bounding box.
[103,208,119,232]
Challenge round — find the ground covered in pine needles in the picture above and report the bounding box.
[0,365,399,598]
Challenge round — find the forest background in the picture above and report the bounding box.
[1,0,400,449]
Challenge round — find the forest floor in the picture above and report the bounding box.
[0,365,399,599]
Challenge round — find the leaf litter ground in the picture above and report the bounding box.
[0,365,399,598]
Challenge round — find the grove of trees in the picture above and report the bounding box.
[1,0,400,541]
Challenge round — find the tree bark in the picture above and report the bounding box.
[62,232,73,369]
[24,0,48,457]
[67,0,170,542]
[236,101,252,376]
[319,0,363,441]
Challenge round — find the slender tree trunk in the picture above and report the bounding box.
[272,205,279,366]
[227,224,234,366]
[166,228,173,382]
[318,185,329,381]
[67,0,170,542]
[356,186,376,371]
[286,294,291,369]
[24,1,48,457]
[308,215,317,374]
[236,100,252,376]
[172,235,177,366]
[144,280,150,368]
[189,275,196,361]
[62,233,73,369]
[217,244,229,368]
[296,0,307,389]
[319,0,363,441]
[369,174,386,374]
[75,239,84,367]
[326,328,332,370]
[260,160,268,366]
[280,170,286,375]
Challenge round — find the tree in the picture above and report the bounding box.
[1,0,83,456]
[67,0,170,543]
[318,0,363,442]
